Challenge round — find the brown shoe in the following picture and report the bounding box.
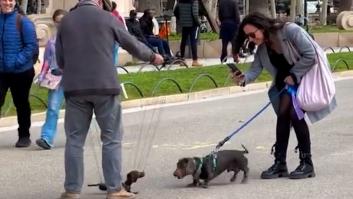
[191,61,203,67]
[60,192,80,199]
[106,189,136,199]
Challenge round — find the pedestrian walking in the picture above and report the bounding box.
[35,9,68,150]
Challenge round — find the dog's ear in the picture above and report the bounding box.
[185,158,197,174]
[177,158,189,167]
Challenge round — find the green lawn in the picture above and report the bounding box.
[1,52,352,117]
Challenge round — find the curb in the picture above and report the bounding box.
[1,71,353,128]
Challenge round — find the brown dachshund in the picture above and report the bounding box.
[88,170,145,194]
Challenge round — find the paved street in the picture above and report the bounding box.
[0,78,353,199]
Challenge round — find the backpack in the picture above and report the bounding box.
[16,14,40,64]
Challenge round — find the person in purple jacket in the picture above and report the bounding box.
[36,9,68,150]
[0,0,38,147]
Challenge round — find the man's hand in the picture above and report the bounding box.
[284,75,295,86]
[232,71,245,86]
[151,54,164,65]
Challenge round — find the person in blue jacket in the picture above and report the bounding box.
[0,0,38,147]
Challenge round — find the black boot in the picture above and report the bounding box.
[261,151,289,179]
[261,160,289,179]
[289,152,315,179]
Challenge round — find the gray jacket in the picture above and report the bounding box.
[244,23,336,123]
[56,1,154,97]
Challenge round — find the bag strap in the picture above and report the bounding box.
[16,14,24,46]
[284,22,321,68]
[16,13,23,30]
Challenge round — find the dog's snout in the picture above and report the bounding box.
[173,170,180,177]
[173,170,184,179]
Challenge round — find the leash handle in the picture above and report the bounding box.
[215,136,230,150]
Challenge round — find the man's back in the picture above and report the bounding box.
[56,3,154,97]
[218,0,240,24]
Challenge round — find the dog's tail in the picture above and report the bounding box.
[87,183,107,191]
[241,144,249,154]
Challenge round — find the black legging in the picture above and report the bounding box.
[275,93,311,158]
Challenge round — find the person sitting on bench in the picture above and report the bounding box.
[139,9,173,60]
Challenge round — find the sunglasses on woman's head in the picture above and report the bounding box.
[245,29,259,39]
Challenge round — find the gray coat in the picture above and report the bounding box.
[56,1,154,97]
[243,23,336,123]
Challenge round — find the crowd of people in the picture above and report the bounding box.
[0,0,336,199]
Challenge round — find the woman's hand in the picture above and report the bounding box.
[284,75,295,86]
[232,71,245,86]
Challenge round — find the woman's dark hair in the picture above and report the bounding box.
[129,9,137,18]
[112,1,117,11]
[234,12,285,53]
[52,9,68,21]
[143,9,152,16]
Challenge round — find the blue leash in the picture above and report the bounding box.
[213,86,288,153]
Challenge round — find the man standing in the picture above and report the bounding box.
[217,0,240,63]
[56,0,163,198]
[174,0,203,67]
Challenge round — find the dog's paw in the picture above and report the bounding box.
[230,177,237,182]
[201,184,208,189]
[241,178,248,184]
[187,183,197,187]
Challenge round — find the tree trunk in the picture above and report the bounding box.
[249,0,270,16]
[244,0,250,15]
[20,0,29,14]
[290,0,297,22]
[37,0,42,14]
[136,0,161,15]
[270,0,276,18]
[339,0,353,13]
[200,0,219,32]
[297,0,304,17]
[321,0,328,25]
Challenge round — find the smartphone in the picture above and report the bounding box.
[226,63,242,75]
